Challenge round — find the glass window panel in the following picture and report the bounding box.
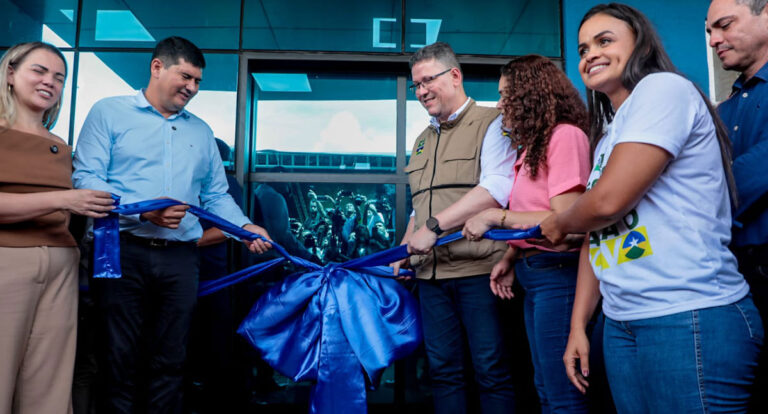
[252,72,397,173]
[250,182,397,265]
[80,0,240,49]
[74,51,149,147]
[243,0,401,52]
[0,0,77,47]
[74,52,238,149]
[405,0,561,57]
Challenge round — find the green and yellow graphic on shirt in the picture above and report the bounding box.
[587,154,606,190]
[589,209,653,269]
[617,227,653,263]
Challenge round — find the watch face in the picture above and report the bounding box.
[426,217,440,232]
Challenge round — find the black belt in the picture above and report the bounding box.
[120,232,196,248]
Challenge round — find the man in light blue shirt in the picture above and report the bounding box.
[73,36,270,413]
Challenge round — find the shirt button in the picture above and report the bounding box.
[172,126,177,130]
[742,92,749,98]
[734,125,739,131]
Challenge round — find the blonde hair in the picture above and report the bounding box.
[0,42,67,130]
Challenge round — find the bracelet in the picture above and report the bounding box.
[499,209,507,229]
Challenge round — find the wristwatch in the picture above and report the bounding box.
[426,216,443,235]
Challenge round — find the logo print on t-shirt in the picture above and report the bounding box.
[617,227,654,264]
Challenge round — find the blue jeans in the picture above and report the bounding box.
[417,275,516,414]
[603,295,764,413]
[515,251,589,413]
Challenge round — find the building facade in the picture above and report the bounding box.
[1,0,716,411]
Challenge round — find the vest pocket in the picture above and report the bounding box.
[404,156,429,191]
[440,146,478,185]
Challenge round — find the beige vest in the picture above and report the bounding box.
[405,100,508,279]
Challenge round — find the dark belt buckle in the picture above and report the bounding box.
[148,238,169,248]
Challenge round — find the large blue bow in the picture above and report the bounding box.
[93,197,541,413]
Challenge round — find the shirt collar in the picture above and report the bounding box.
[133,89,190,119]
[733,60,768,92]
[429,98,472,129]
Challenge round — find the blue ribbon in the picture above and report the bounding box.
[92,197,541,413]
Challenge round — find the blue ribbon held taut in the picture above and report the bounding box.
[92,196,541,414]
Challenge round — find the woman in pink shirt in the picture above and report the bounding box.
[463,55,593,412]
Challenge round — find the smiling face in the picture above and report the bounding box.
[707,0,768,80]
[578,13,636,108]
[411,58,465,122]
[148,57,201,118]
[7,48,66,115]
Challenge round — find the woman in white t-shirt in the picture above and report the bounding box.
[539,3,763,412]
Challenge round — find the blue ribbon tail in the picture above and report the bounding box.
[238,264,422,414]
[198,257,286,297]
[310,288,367,414]
[93,194,123,279]
[92,211,122,279]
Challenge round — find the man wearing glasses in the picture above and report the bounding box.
[391,42,517,413]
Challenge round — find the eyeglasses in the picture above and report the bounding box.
[408,68,452,93]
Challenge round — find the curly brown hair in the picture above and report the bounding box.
[500,55,589,178]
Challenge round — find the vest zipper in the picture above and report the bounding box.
[428,128,441,279]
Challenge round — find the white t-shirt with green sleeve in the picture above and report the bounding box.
[587,72,749,322]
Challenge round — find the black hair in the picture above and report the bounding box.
[580,3,738,207]
[151,36,205,69]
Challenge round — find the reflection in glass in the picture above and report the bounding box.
[73,52,238,149]
[243,0,401,52]
[80,0,240,49]
[0,0,78,47]
[250,182,396,265]
[252,72,397,172]
[405,0,560,56]
[94,10,154,42]
[73,52,146,146]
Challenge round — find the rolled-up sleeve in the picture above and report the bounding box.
[478,115,517,207]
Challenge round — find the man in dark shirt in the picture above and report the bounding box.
[708,0,768,410]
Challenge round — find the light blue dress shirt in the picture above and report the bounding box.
[73,90,250,241]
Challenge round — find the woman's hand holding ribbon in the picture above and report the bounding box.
[462,208,497,241]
